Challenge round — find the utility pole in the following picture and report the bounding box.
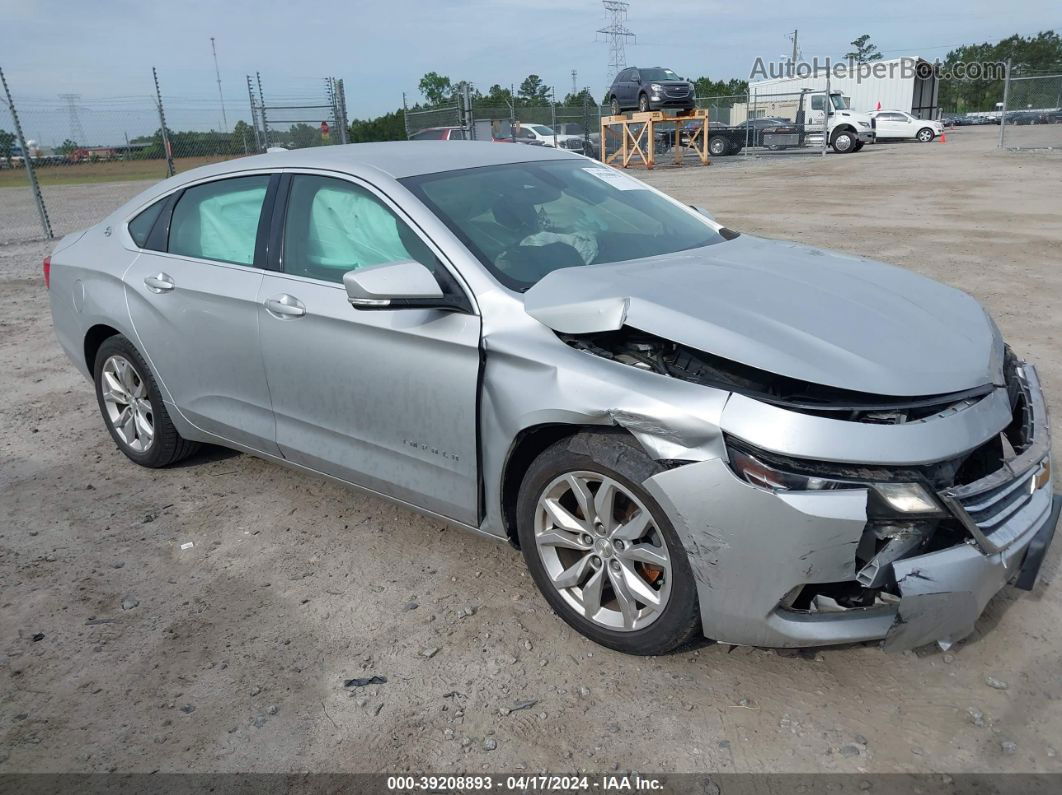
[210,37,228,131]
[597,1,636,85]
[787,29,799,76]
[571,69,578,97]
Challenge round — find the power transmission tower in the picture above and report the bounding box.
[571,69,578,96]
[58,93,85,143]
[597,1,635,85]
[211,37,228,131]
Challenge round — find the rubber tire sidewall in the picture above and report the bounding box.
[638,94,650,113]
[516,432,701,656]
[709,137,729,156]
[93,334,190,468]
[831,130,855,153]
[917,127,935,142]
[610,97,621,116]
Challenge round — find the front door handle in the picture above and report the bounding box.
[264,294,306,319]
[144,273,175,293]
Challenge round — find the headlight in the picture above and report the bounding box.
[728,447,849,492]
[650,83,663,92]
[728,446,945,515]
[858,121,870,128]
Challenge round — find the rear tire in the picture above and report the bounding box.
[609,97,621,117]
[516,431,701,656]
[708,136,730,156]
[93,334,199,468]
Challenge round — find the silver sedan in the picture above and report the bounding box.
[47,142,1058,655]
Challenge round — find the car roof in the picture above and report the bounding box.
[154,141,584,185]
[106,141,587,223]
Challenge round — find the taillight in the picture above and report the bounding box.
[43,256,51,289]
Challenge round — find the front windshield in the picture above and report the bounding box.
[641,68,682,82]
[401,159,726,291]
[830,94,848,110]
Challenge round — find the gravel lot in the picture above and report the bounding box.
[1,125,1060,775]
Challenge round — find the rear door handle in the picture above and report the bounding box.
[144,273,175,293]
[264,294,306,319]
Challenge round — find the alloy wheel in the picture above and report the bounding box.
[101,354,154,453]
[533,471,672,631]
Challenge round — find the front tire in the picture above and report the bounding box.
[831,129,856,153]
[916,127,935,142]
[609,97,621,117]
[638,94,650,113]
[93,334,199,468]
[516,431,701,655]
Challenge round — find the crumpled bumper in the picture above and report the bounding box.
[885,492,1059,651]
[642,363,1056,652]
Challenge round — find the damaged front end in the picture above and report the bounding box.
[606,335,1060,651]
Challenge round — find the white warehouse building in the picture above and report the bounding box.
[736,57,940,122]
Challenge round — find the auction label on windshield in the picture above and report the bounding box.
[582,166,648,190]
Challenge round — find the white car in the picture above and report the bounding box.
[514,123,582,148]
[869,110,944,142]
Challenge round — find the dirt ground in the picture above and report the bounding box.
[1,125,1060,775]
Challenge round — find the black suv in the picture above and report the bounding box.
[607,67,695,115]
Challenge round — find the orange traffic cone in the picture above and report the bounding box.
[939,131,946,143]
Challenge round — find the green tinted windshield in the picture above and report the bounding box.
[401,159,726,291]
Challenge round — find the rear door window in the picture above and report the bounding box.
[168,176,270,266]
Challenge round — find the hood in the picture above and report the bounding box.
[836,110,872,124]
[523,235,1002,397]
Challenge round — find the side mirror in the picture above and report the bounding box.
[343,260,454,311]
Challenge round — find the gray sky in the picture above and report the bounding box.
[1,0,1058,144]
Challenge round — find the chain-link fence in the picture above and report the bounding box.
[1000,69,1062,150]
[695,94,744,124]
[0,68,349,244]
[402,95,607,159]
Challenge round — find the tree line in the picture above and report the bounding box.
[348,71,751,142]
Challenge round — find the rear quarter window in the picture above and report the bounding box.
[128,200,165,248]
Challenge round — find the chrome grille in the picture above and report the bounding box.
[938,362,1049,552]
[955,467,1036,534]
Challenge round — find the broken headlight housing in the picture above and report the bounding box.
[727,442,945,516]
